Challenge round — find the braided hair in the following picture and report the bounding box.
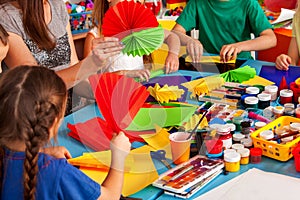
[0,66,67,199]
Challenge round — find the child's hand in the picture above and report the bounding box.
[220,44,241,63]
[110,132,131,171]
[42,146,72,159]
[165,52,179,74]
[124,69,151,82]
[275,54,291,71]
[186,39,203,63]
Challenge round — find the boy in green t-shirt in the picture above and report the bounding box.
[172,0,276,63]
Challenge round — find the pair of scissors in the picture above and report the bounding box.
[150,150,172,169]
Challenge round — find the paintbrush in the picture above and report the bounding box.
[186,110,208,140]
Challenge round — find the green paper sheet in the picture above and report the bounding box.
[220,65,256,83]
[126,103,196,131]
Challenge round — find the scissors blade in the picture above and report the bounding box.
[161,159,172,169]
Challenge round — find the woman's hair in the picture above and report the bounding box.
[0,66,67,199]
[0,24,8,45]
[92,0,109,34]
[0,0,56,50]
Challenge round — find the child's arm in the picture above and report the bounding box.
[164,30,180,73]
[219,29,277,62]
[275,37,299,70]
[113,69,151,82]
[83,32,96,58]
[98,132,131,200]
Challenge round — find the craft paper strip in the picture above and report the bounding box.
[126,103,196,131]
[185,55,236,64]
[242,75,275,86]
[259,65,300,86]
[182,113,208,131]
[143,75,191,102]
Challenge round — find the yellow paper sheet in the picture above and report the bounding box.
[147,83,185,103]
[79,148,159,196]
[183,113,208,131]
[242,75,275,86]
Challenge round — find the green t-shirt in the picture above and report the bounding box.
[176,0,272,59]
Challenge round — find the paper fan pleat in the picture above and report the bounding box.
[102,1,159,38]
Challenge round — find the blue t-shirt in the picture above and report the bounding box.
[1,148,101,200]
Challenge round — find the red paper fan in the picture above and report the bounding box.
[89,73,149,133]
[102,0,159,39]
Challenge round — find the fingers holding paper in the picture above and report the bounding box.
[220,44,240,63]
[165,52,179,74]
[275,54,291,71]
[186,39,203,63]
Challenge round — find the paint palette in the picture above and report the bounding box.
[152,155,224,194]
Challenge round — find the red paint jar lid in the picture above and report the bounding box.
[250,147,262,156]
[280,89,293,97]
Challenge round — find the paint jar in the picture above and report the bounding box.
[231,143,244,151]
[232,116,243,131]
[250,148,262,164]
[241,120,251,135]
[264,85,278,101]
[241,138,253,148]
[259,130,274,140]
[246,87,260,96]
[216,125,232,149]
[263,106,274,119]
[205,139,223,154]
[225,123,236,134]
[232,133,245,143]
[255,121,266,130]
[224,152,241,172]
[280,89,293,104]
[289,122,300,134]
[273,106,284,119]
[244,96,259,109]
[257,93,271,109]
[223,149,236,155]
[296,107,300,118]
[284,103,295,116]
[237,148,250,165]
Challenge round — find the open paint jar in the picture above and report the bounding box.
[224,151,241,172]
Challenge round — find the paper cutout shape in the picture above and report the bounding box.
[142,75,192,102]
[182,113,208,131]
[185,55,236,64]
[220,65,256,83]
[147,83,185,103]
[102,0,164,56]
[181,76,224,98]
[242,75,275,86]
[126,103,196,131]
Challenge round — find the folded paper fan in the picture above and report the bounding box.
[102,0,164,56]
[181,76,224,98]
[182,113,208,131]
[220,65,256,83]
[147,83,185,103]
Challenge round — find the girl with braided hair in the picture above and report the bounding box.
[0,66,131,200]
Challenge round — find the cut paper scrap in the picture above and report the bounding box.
[88,73,149,139]
[126,102,196,131]
[67,117,155,151]
[78,147,159,196]
[102,0,164,56]
[142,75,192,102]
[140,125,172,159]
[182,113,208,132]
[220,65,256,83]
[242,75,275,86]
[181,76,224,98]
[185,55,236,64]
[271,8,295,25]
[147,83,185,103]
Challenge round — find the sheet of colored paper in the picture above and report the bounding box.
[242,75,275,86]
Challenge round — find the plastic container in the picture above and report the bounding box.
[255,121,267,130]
[232,133,245,143]
[205,139,223,154]
[246,87,260,95]
[250,116,300,161]
[280,89,293,104]
[295,107,300,118]
[264,85,278,101]
[244,96,259,109]
[259,130,274,140]
[224,152,241,172]
[237,148,250,165]
[216,125,232,149]
[231,143,244,151]
[273,106,284,119]
[250,147,262,163]
[241,138,253,148]
[284,103,295,116]
[232,116,243,131]
[257,93,271,109]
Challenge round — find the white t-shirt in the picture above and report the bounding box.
[89,27,144,72]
